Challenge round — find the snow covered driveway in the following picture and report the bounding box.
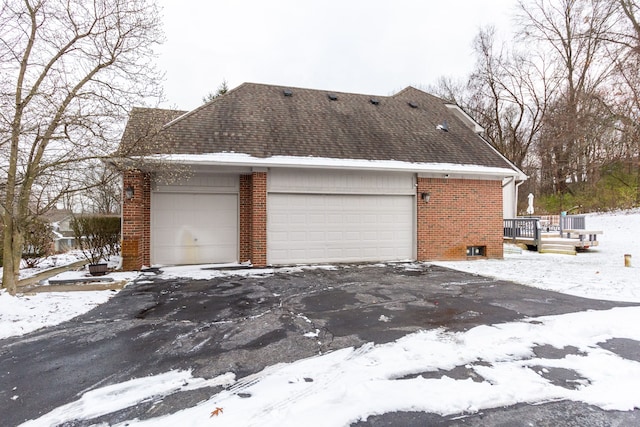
[2,263,639,426]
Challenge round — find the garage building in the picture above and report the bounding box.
[118,83,525,270]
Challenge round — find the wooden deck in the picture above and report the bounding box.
[562,229,602,247]
[504,215,602,254]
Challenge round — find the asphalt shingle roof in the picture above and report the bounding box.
[119,107,187,157]
[120,83,513,170]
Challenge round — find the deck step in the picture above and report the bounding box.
[539,243,577,255]
[503,244,523,254]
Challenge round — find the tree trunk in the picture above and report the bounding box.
[636,159,640,205]
[1,215,21,296]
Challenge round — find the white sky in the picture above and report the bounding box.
[155,0,518,110]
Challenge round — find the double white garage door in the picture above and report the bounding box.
[267,194,413,264]
[151,171,415,265]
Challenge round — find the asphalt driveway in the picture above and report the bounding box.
[1,263,638,426]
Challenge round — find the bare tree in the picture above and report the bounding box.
[431,26,554,172]
[606,0,640,201]
[428,76,468,105]
[613,0,640,49]
[517,0,618,193]
[79,162,122,215]
[430,0,639,210]
[468,27,555,170]
[0,0,164,294]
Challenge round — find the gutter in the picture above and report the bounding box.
[111,154,522,180]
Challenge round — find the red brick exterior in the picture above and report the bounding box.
[239,175,253,263]
[250,172,268,267]
[417,177,503,260]
[122,170,151,270]
[121,171,503,270]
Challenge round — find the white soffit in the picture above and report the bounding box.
[445,104,485,134]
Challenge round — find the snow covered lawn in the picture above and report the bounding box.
[434,210,640,302]
[0,253,137,339]
[1,250,86,281]
[4,209,640,425]
[0,290,116,340]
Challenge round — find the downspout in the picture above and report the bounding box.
[515,179,524,218]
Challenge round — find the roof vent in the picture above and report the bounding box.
[327,93,338,101]
[370,98,380,105]
[408,102,418,109]
[283,89,293,97]
[436,120,449,132]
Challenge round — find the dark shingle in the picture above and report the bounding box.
[119,83,512,169]
[119,107,187,156]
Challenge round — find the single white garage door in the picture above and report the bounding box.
[151,193,238,265]
[268,194,413,264]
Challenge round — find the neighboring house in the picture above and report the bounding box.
[117,83,526,270]
[42,208,77,252]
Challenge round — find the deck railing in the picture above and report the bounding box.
[560,215,585,234]
[504,215,597,251]
[503,218,541,246]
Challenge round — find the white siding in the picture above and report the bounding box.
[154,174,238,194]
[268,169,415,195]
[502,178,517,218]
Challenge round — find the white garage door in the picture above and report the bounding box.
[268,194,414,264]
[151,193,238,265]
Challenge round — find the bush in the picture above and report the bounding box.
[71,215,121,265]
[22,218,54,268]
[536,193,581,215]
[534,162,639,214]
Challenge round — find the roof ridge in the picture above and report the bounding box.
[238,82,398,98]
[390,86,418,97]
[160,82,405,130]
[130,106,187,114]
[391,86,442,100]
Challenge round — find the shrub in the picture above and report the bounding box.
[71,215,121,265]
[21,218,54,268]
[534,167,639,214]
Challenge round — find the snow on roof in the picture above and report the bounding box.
[140,152,520,178]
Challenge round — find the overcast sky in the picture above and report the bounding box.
[156,0,518,110]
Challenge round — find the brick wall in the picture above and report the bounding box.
[121,170,151,270]
[251,172,267,267]
[239,174,252,263]
[121,171,502,270]
[417,177,503,260]
[122,171,268,271]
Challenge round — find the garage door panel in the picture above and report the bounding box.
[327,248,345,258]
[196,229,236,245]
[268,194,413,264]
[289,214,307,224]
[308,214,327,225]
[154,228,177,243]
[361,231,378,240]
[155,210,176,224]
[152,193,238,265]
